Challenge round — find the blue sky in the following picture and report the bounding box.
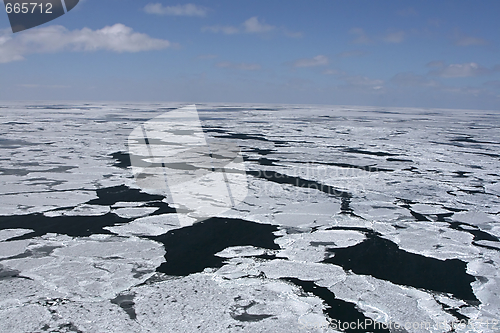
[1,0,500,109]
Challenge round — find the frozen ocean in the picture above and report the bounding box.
[0,102,499,333]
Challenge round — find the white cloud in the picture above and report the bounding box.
[343,75,384,87]
[202,17,299,38]
[216,61,261,71]
[455,36,488,46]
[383,31,405,43]
[334,74,385,92]
[426,61,444,68]
[391,72,439,87]
[337,50,366,58]
[441,86,483,96]
[397,8,418,16]
[283,30,303,38]
[201,25,239,35]
[349,28,371,44]
[243,17,275,33]
[144,3,207,17]
[323,69,341,75]
[427,18,442,27]
[197,54,217,59]
[17,83,70,88]
[0,24,170,63]
[293,55,328,68]
[323,70,384,90]
[349,28,407,45]
[453,29,488,46]
[430,62,491,78]
[484,80,500,89]
[0,31,11,45]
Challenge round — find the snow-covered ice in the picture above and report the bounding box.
[1,102,499,332]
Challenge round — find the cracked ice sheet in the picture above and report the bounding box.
[211,254,461,333]
[0,190,98,216]
[210,220,491,331]
[0,229,33,241]
[219,177,341,228]
[467,259,500,321]
[0,276,140,333]
[329,274,463,333]
[454,211,498,230]
[43,204,111,217]
[1,103,500,332]
[0,240,31,259]
[111,207,159,218]
[0,104,140,207]
[132,273,335,333]
[104,214,197,236]
[350,200,411,222]
[370,221,479,260]
[1,234,164,299]
[274,229,366,262]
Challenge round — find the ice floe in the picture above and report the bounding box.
[1,102,499,332]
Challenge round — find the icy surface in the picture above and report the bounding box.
[1,102,499,332]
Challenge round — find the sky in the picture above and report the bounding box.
[1,0,500,110]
